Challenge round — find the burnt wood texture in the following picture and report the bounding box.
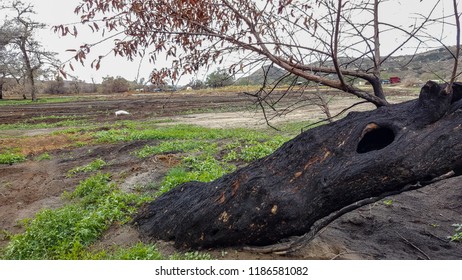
[134,81,462,248]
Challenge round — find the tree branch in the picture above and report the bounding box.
[447,0,461,93]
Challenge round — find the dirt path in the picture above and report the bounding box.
[167,100,376,129]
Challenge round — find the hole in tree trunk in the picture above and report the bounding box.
[357,125,395,154]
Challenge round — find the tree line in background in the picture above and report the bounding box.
[0,1,239,99]
[0,0,62,101]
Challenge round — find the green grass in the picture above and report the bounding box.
[1,173,210,260]
[2,173,151,260]
[35,152,51,161]
[449,224,462,242]
[104,243,210,260]
[238,137,288,162]
[0,151,26,165]
[0,118,89,131]
[67,158,107,177]
[106,243,164,260]
[93,124,270,143]
[0,119,297,259]
[134,140,209,158]
[276,120,323,135]
[153,135,288,195]
[158,154,237,194]
[29,115,79,121]
[0,96,111,107]
[111,123,292,195]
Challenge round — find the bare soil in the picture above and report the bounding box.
[1,90,460,259]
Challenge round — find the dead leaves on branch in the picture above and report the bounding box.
[54,0,319,84]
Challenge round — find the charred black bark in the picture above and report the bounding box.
[134,81,462,249]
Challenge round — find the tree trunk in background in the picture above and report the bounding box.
[19,39,37,101]
[134,81,462,249]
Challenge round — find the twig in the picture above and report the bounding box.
[302,100,370,131]
[447,0,461,93]
[396,231,431,260]
[424,170,455,184]
[422,231,450,243]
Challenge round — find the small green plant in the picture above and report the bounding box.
[35,152,51,161]
[109,243,163,260]
[169,251,213,260]
[239,139,282,162]
[134,140,207,158]
[223,137,288,163]
[55,242,212,260]
[0,97,82,107]
[0,117,88,131]
[67,158,107,177]
[93,124,272,143]
[72,141,87,147]
[449,224,462,242]
[159,154,236,194]
[382,199,393,207]
[0,229,12,241]
[223,150,239,162]
[0,151,26,165]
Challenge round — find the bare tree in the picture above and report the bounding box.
[0,19,20,99]
[57,0,462,251]
[100,76,130,93]
[2,0,60,101]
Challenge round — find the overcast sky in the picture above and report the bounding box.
[31,0,160,84]
[1,0,459,84]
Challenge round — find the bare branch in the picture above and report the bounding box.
[332,0,348,90]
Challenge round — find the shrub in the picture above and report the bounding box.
[449,224,462,242]
[67,158,107,177]
[0,151,26,165]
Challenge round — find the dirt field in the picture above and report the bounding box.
[1,89,461,259]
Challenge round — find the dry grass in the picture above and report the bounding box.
[0,134,93,156]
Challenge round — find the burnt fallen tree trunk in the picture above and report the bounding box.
[134,81,462,249]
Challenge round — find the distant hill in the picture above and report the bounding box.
[379,46,457,82]
[236,65,288,85]
[236,46,459,85]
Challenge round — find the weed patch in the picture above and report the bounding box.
[449,224,462,242]
[67,158,107,177]
[103,243,210,260]
[94,124,270,143]
[35,152,51,161]
[120,124,290,195]
[134,140,208,158]
[0,117,89,131]
[223,136,288,163]
[158,154,236,194]
[0,150,26,165]
[2,173,150,260]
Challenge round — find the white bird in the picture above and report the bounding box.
[115,110,130,116]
